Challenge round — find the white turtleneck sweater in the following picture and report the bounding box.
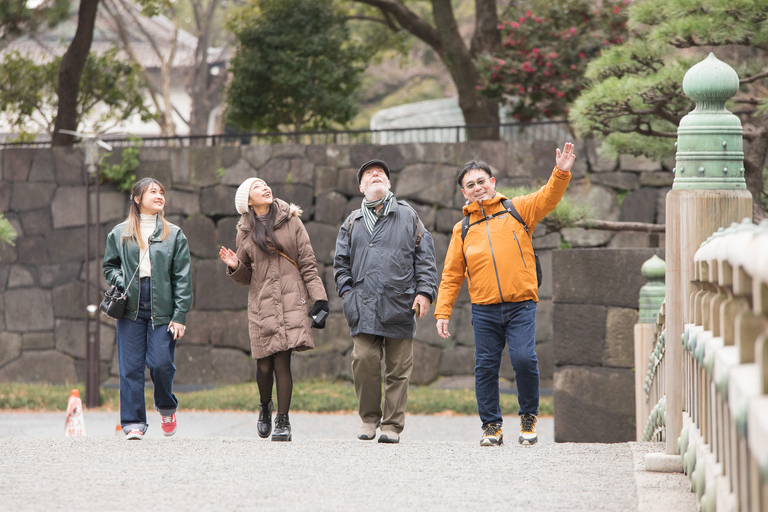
[139,214,156,278]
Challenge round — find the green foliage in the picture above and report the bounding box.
[570,40,694,160]
[0,0,70,45]
[78,47,156,132]
[497,185,592,232]
[0,212,18,254]
[559,239,572,249]
[616,190,630,207]
[100,135,142,193]
[215,167,226,179]
[0,51,57,136]
[0,381,554,415]
[569,0,768,214]
[225,0,369,133]
[478,0,629,121]
[0,48,154,138]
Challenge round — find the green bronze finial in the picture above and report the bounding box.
[638,255,666,324]
[673,53,746,190]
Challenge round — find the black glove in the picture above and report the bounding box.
[309,300,329,329]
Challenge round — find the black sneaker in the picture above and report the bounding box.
[519,413,538,445]
[480,423,503,446]
[272,413,292,442]
[257,400,273,439]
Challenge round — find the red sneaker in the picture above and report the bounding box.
[161,413,177,437]
[126,429,144,440]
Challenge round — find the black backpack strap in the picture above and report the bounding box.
[461,207,511,243]
[346,209,362,247]
[397,200,425,247]
[502,199,530,236]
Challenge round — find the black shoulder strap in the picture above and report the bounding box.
[347,209,360,233]
[461,199,529,243]
[346,209,361,247]
[502,199,530,237]
[398,200,425,247]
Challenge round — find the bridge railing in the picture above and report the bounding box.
[635,255,667,443]
[679,219,768,511]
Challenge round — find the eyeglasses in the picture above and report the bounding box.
[463,177,488,190]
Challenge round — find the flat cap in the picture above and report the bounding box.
[357,159,390,183]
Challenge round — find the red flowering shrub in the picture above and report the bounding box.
[478,0,629,122]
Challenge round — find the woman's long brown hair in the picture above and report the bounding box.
[122,177,170,249]
[241,201,283,255]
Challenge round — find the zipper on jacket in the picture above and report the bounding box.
[512,231,527,269]
[478,202,505,303]
[463,245,472,287]
[148,238,155,330]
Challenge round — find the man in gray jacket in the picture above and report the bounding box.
[334,159,438,444]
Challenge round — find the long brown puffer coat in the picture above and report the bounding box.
[227,198,327,359]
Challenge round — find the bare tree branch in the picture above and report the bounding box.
[352,0,442,51]
[572,220,666,232]
[740,68,768,84]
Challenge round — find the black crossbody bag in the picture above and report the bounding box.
[100,249,146,320]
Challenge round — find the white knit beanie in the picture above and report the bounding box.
[235,177,259,215]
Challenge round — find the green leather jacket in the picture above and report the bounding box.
[102,217,192,326]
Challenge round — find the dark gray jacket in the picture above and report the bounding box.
[334,198,438,339]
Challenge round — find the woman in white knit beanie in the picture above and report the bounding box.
[219,177,328,442]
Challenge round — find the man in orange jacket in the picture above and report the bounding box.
[435,142,575,446]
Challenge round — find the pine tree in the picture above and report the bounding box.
[570,0,768,219]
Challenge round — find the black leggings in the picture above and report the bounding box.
[256,349,293,415]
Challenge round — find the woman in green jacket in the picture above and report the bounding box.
[103,177,193,440]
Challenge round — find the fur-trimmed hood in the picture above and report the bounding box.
[237,198,302,231]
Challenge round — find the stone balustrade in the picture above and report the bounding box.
[678,219,768,511]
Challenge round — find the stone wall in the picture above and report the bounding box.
[0,140,672,387]
[552,248,664,443]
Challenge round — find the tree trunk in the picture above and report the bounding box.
[188,0,224,138]
[353,0,500,140]
[431,0,498,140]
[52,0,100,146]
[743,118,768,221]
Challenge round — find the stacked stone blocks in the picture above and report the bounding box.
[0,140,670,388]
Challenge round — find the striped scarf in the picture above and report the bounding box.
[361,191,394,234]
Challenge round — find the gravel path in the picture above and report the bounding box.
[0,411,697,512]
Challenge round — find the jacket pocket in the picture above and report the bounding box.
[341,277,363,329]
[377,284,415,325]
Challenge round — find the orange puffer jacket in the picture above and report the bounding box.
[434,166,570,319]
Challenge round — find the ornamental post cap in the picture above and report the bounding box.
[641,254,666,281]
[682,53,739,105]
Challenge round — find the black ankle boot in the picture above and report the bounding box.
[272,413,291,442]
[257,400,273,439]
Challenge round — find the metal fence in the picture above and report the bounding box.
[0,120,573,149]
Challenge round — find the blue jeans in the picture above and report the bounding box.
[472,300,539,427]
[116,277,178,434]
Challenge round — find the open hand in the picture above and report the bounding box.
[555,142,575,172]
[219,246,238,269]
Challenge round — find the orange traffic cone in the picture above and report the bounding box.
[64,389,86,437]
[115,399,123,436]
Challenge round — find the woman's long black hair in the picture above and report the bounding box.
[242,201,284,255]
